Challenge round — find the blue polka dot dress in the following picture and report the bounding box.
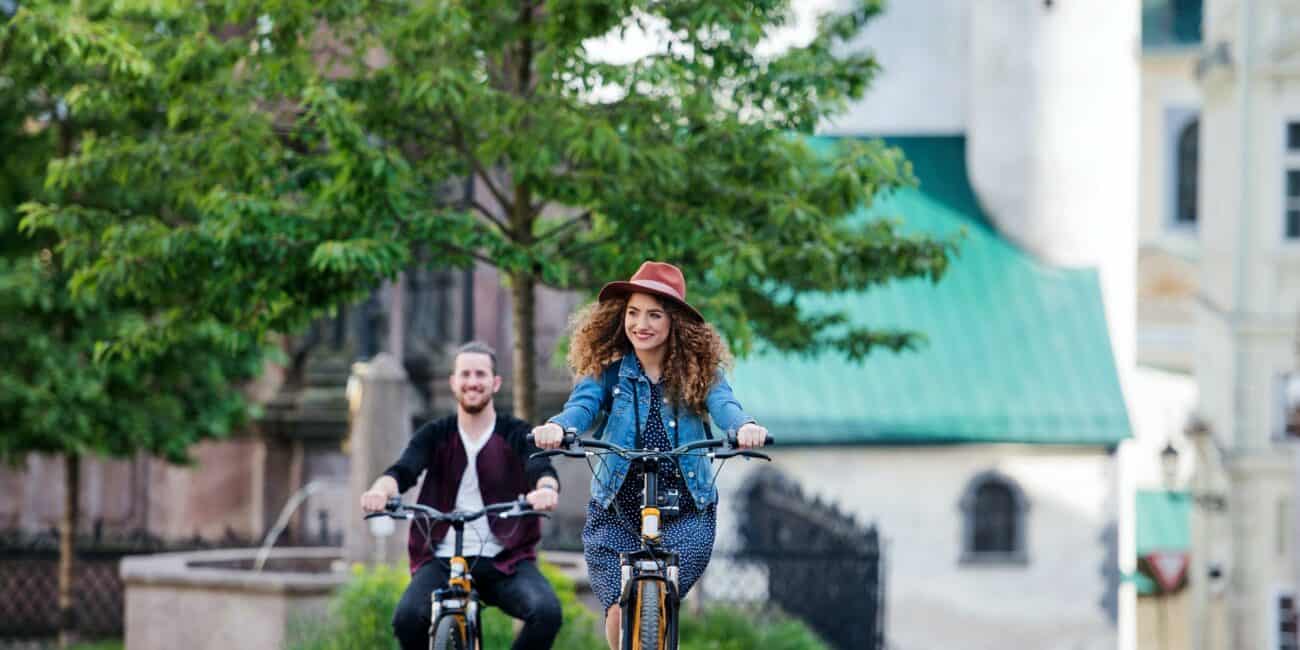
[583,378,717,611]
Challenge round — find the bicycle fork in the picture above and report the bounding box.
[429,556,480,648]
[618,484,683,649]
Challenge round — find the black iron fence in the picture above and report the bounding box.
[0,527,331,643]
[737,466,886,650]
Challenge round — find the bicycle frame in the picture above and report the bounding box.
[432,519,482,649]
[619,453,681,650]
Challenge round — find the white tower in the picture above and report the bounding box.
[967,0,1141,381]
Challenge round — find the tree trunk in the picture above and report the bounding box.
[510,271,537,422]
[58,453,80,648]
[508,161,537,421]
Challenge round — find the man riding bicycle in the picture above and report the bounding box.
[360,341,563,650]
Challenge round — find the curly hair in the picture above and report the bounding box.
[566,293,731,414]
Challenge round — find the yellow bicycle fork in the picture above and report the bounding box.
[621,505,679,650]
[430,555,474,646]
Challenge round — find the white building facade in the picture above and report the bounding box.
[1193,1,1300,648]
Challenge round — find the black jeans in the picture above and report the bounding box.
[392,558,562,650]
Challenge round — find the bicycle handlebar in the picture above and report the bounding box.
[527,428,773,462]
[362,497,547,522]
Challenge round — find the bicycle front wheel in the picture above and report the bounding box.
[431,615,467,650]
[634,580,666,650]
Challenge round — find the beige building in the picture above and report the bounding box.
[1136,1,1300,648]
[1193,1,1300,648]
[1136,0,1300,648]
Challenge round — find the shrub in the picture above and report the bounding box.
[288,563,826,650]
[68,642,125,650]
[289,560,604,650]
[678,605,830,650]
[288,563,408,650]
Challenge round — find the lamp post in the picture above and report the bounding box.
[1184,415,1228,650]
[1161,442,1179,489]
[1154,441,1181,650]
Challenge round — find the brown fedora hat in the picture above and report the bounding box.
[597,261,704,322]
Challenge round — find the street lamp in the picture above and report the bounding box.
[1161,442,1180,488]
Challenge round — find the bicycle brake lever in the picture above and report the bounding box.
[530,448,588,459]
[499,508,551,520]
[714,450,772,461]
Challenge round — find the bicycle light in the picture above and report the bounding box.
[368,515,395,537]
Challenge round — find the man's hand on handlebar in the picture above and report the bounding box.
[360,475,399,513]
[525,487,558,511]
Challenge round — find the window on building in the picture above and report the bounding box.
[1278,373,1300,439]
[1287,169,1300,240]
[1279,497,1292,558]
[960,471,1029,564]
[1288,121,1300,240]
[1165,108,1199,231]
[1176,118,1199,226]
[1279,589,1299,650]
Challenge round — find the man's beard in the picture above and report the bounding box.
[458,390,489,414]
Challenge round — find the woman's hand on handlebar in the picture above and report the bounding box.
[531,422,566,449]
[736,422,769,449]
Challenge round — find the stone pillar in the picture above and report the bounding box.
[344,353,411,566]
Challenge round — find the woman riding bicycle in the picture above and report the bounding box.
[532,261,768,650]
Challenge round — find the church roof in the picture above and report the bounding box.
[729,135,1132,447]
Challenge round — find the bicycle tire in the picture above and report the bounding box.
[431,615,467,650]
[635,580,664,650]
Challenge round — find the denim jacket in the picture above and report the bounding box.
[548,354,756,509]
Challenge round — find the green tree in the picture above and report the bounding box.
[27,1,958,423]
[0,3,265,645]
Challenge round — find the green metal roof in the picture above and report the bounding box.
[1143,0,1202,50]
[1135,489,1191,595]
[729,135,1132,446]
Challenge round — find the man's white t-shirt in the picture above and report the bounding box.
[434,423,506,558]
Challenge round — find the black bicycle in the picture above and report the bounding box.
[364,497,547,650]
[529,429,772,650]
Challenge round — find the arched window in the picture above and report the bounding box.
[960,471,1029,564]
[1175,118,1199,226]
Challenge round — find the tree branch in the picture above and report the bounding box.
[443,242,497,267]
[556,232,617,259]
[447,117,515,215]
[470,198,513,238]
[535,210,591,244]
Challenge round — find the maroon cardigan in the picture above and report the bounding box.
[382,413,558,575]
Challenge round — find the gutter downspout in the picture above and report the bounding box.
[1222,3,1254,648]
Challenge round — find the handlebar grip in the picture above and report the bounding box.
[725,431,775,447]
[385,496,402,511]
[526,428,578,448]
